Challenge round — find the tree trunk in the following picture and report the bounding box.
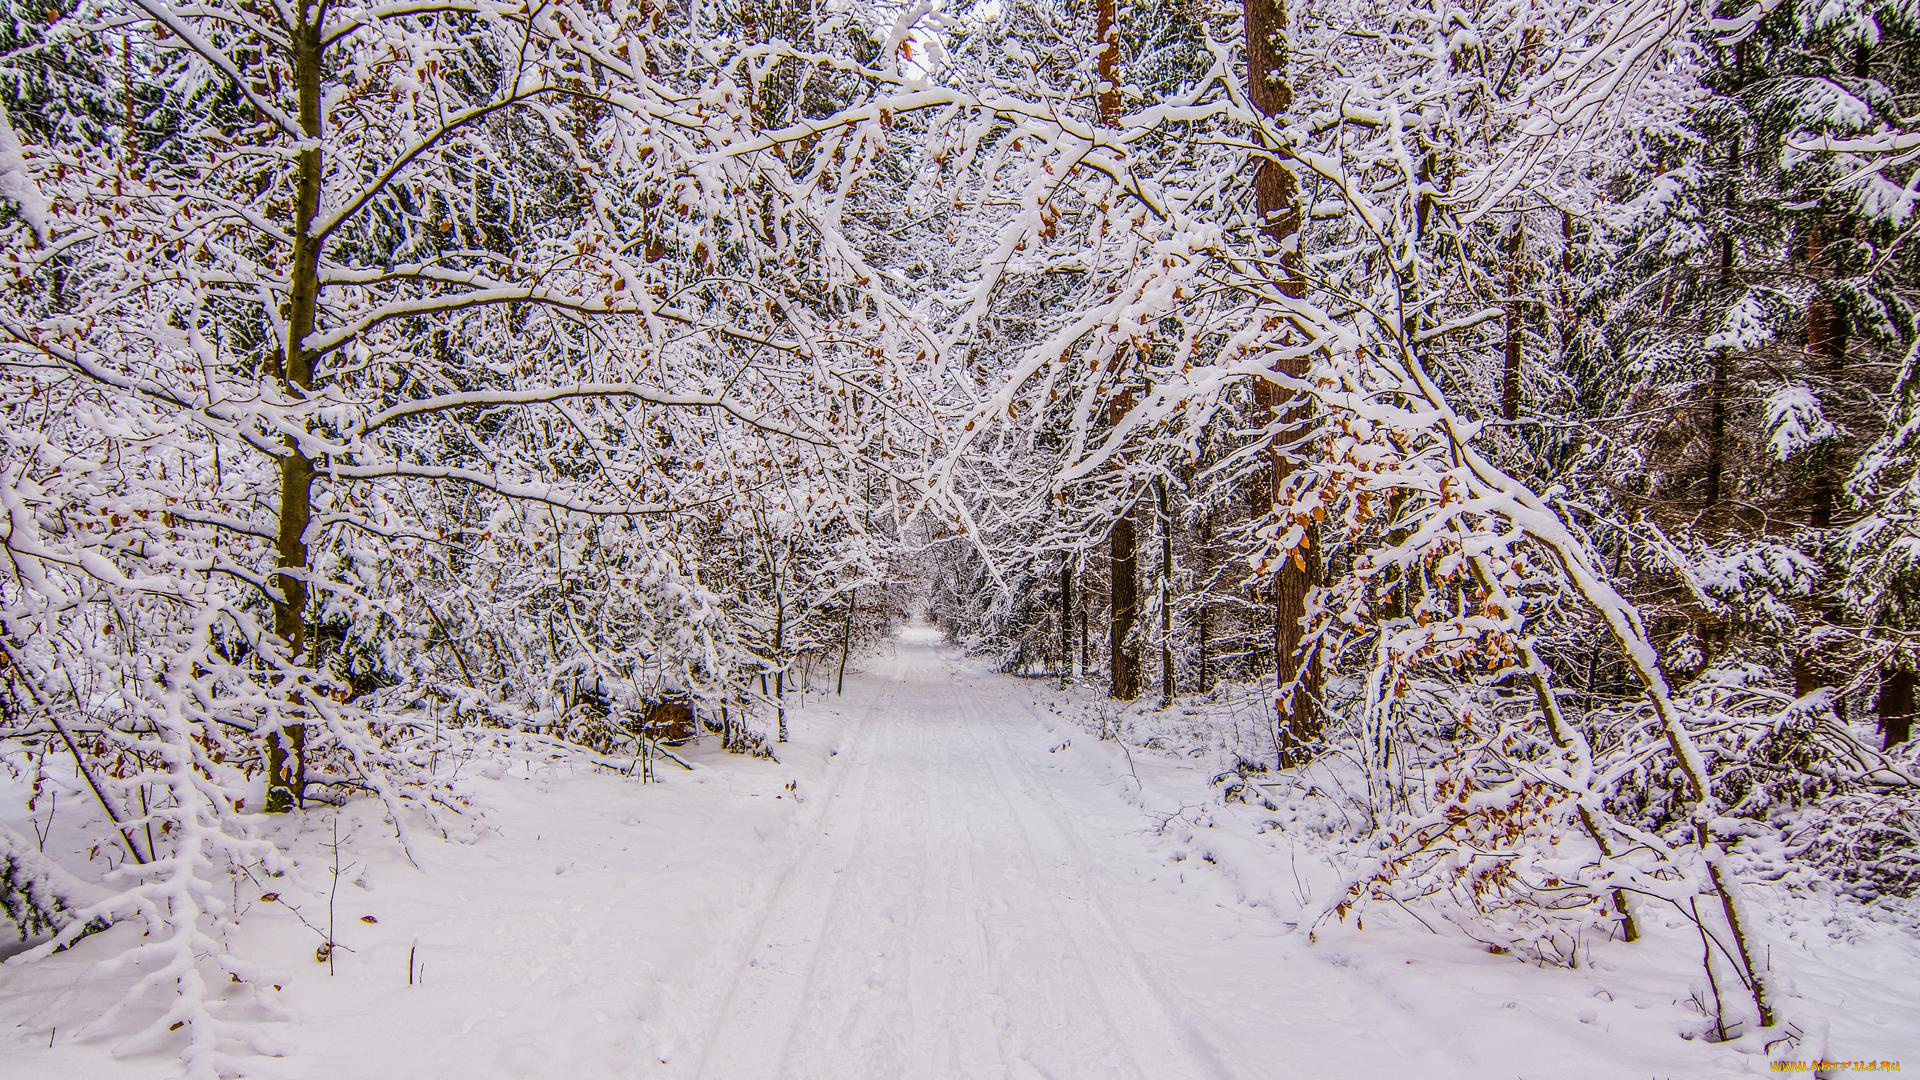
[1195,504,1211,694]
[1110,486,1139,701]
[1878,665,1915,749]
[1790,218,1851,733]
[266,1,326,814]
[1501,224,1524,422]
[1244,0,1320,764]
[841,393,870,699]
[1079,586,1089,676]
[774,584,787,742]
[1803,210,1849,528]
[836,588,854,695]
[1704,347,1730,508]
[1096,0,1135,702]
[1705,138,1738,510]
[1806,288,1847,528]
[1094,0,1121,127]
[1157,477,1173,708]
[1060,556,1074,685]
[1554,211,1582,360]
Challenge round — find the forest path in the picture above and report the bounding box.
[684,627,1390,1080]
[0,626,1765,1080]
[0,626,1617,1080]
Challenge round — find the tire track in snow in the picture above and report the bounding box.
[950,678,1235,1080]
[689,636,1236,1079]
[688,671,901,1079]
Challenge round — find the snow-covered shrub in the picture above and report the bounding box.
[1780,786,1920,902]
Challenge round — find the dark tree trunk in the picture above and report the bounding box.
[1110,489,1139,702]
[1244,0,1320,764]
[1158,477,1174,708]
[836,588,854,695]
[1502,224,1524,422]
[1806,290,1847,528]
[1195,505,1211,694]
[1096,0,1135,702]
[1787,215,1853,727]
[1878,666,1915,749]
[1792,635,1847,723]
[774,584,787,742]
[841,396,870,698]
[1705,136,1739,510]
[1802,210,1850,528]
[1553,211,1581,360]
[1704,348,1730,508]
[267,1,327,814]
[1079,587,1089,676]
[1060,557,1074,684]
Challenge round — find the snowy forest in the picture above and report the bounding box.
[1,0,1918,1073]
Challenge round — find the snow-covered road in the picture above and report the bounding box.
[694,628,1240,1079]
[11,625,1857,1079]
[667,627,1769,1080]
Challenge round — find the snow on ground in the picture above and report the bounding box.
[1028,673,1920,1080]
[4,626,1916,1078]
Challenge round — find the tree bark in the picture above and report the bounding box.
[1501,224,1524,422]
[836,588,854,695]
[1195,504,1212,694]
[1244,0,1320,764]
[1079,586,1089,676]
[1554,211,1581,360]
[1704,136,1740,510]
[1158,477,1173,708]
[1704,348,1730,508]
[1877,665,1914,749]
[1802,209,1850,529]
[1094,0,1121,127]
[1095,0,1136,702]
[1060,556,1074,684]
[774,581,787,742]
[1806,288,1847,528]
[1110,480,1140,701]
[266,1,326,814]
